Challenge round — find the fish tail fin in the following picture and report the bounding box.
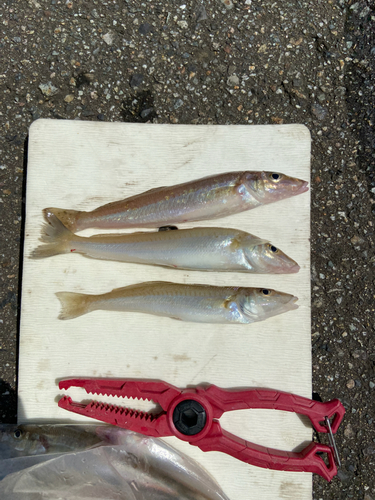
[56,292,93,320]
[43,207,82,233]
[30,214,77,259]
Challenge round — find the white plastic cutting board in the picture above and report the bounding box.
[19,120,311,500]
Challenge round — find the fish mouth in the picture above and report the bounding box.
[287,296,299,310]
[295,180,309,195]
[289,264,300,274]
[274,262,300,274]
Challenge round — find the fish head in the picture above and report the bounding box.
[0,425,46,456]
[0,425,25,449]
[240,288,299,322]
[245,171,308,204]
[243,242,300,274]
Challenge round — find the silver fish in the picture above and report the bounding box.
[94,429,230,500]
[0,428,230,500]
[31,213,300,274]
[0,424,104,458]
[45,171,308,232]
[56,281,298,323]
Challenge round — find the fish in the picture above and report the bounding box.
[0,424,105,458]
[94,429,231,500]
[56,281,298,323]
[0,430,230,500]
[45,170,309,232]
[30,213,300,274]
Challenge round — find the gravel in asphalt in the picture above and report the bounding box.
[0,0,374,498]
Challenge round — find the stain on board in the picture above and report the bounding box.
[280,480,305,499]
[172,353,191,362]
[36,380,45,391]
[37,359,51,372]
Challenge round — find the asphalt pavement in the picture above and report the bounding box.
[0,0,374,498]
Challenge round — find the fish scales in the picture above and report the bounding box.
[83,175,244,228]
[31,214,300,273]
[56,281,298,323]
[0,425,103,456]
[0,426,230,500]
[44,171,308,232]
[88,283,238,324]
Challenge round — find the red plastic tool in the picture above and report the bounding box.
[58,378,345,481]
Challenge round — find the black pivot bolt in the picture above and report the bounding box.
[172,400,207,436]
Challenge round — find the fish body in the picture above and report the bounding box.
[0,427,230,500]
[56,281,298,323]
[0,424,103,457]
[0,436,230,500]
[94,429,230,500]
[31,214,300,274]
[45,171,308,232]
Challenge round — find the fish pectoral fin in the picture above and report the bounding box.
[222,295,238,309]
[236,172,253,190]
[229,238,242,251]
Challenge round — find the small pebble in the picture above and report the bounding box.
[196,5,208,22]
[130,74,144,88]
[174,99,184,109]
[346,379,355,389]
[227,75,240,86]
[337,469,352,483]
[139,23,153,35]
[221,0,234,9]
[140,108,154,119]
[39,82,59,97]
[359,6,370,18]
[102,32,115,46]
[351,235,363,245]
[344,423,354,438]
[311,103,327,120]
[81,110,96,117]
[177,20,188,29]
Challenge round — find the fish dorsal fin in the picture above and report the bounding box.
[101,186,168,209]
[138,186,167,195]
[111,281,173,293]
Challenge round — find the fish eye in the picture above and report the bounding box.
[270,245,278,253]
[262,289,270,295]
[14,429,22,439]
[271,173,280,181]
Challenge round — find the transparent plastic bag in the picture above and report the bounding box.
[0,430,230,500]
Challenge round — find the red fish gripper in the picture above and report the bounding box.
[58,378,345,482]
